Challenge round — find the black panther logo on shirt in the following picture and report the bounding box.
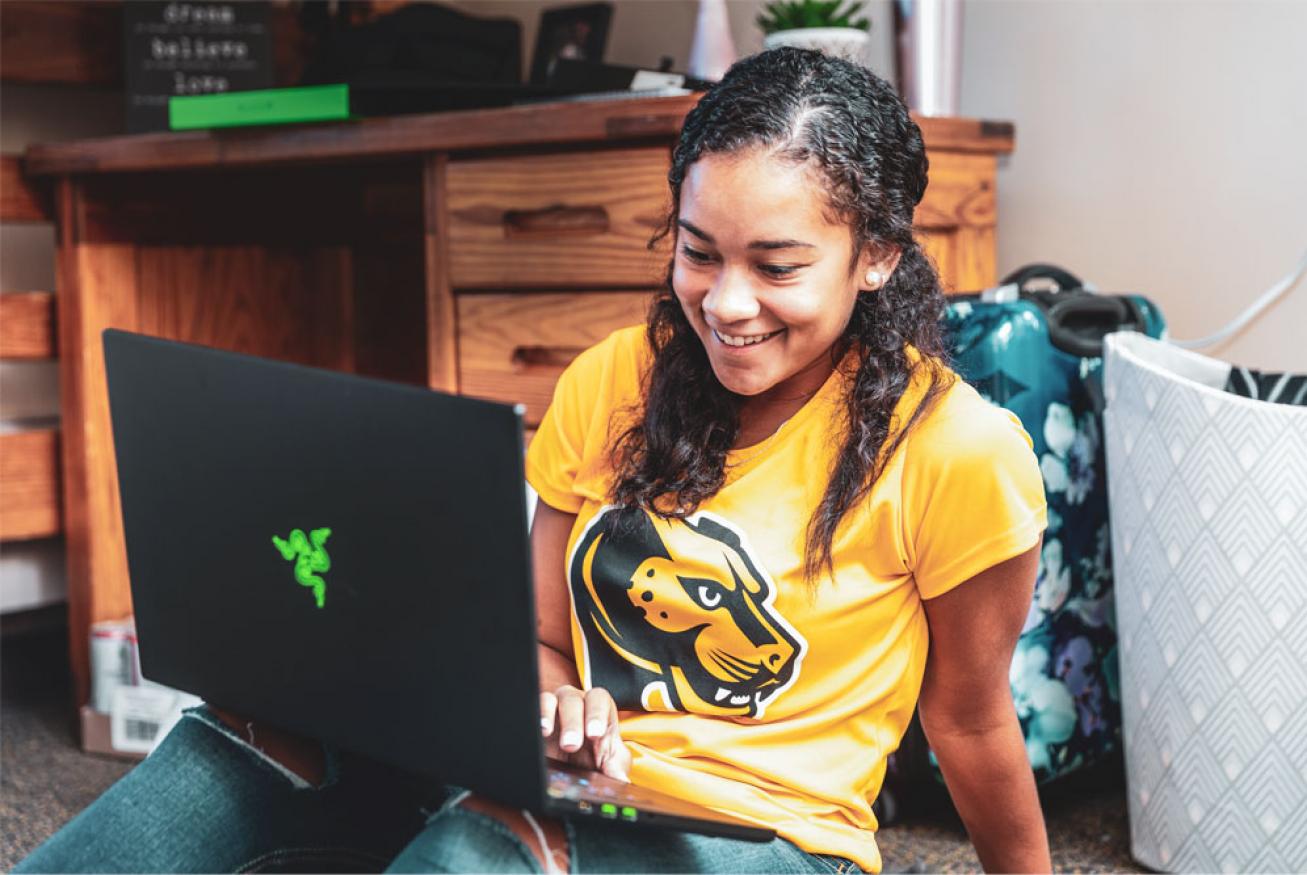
[568,506,806,719]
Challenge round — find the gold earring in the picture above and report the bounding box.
[865,270,882,290]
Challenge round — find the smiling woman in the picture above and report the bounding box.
[525,47,1051,874]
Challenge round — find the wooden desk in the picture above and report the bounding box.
[25,95,1013,711]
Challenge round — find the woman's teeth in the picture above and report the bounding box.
[715,329,781,347]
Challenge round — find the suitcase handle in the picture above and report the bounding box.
[1046,295,1144,359]
[1000,263,1083,293]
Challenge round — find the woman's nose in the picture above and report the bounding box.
[702,269,760,324]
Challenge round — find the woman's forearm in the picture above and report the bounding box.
[538,641,581,691]
[926,715,1051,873]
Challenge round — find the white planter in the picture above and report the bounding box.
[762,27,870,67]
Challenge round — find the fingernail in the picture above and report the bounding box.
[560,730,581,750]
[540,717,552,734]
[586,719,605,738]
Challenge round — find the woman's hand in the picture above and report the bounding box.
[539,684,631,782]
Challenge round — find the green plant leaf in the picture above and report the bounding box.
[757,0,872,32]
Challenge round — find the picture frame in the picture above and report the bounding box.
[529,2,614,85]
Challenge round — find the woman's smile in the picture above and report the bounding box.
[712,327,786,349]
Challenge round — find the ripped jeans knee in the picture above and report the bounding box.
[385,790,574,874]
[183,705,338,791]
[16,703,430,873]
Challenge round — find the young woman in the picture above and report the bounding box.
[17,49,1050,874]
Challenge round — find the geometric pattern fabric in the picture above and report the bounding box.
[1103,332,1307,873]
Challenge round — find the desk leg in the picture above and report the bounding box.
[424,155,457,394]
[55,179,138,709]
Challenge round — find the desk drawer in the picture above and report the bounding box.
[446,148,671,289]
[458,292,652,425]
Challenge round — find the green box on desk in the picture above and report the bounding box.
[169,85,350,131]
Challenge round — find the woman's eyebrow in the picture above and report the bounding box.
[677,219,815,251]
[677,219,715,242]
[748,239,815,251]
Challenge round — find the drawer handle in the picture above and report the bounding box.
[503,205,610,238]
[510,345,587,374]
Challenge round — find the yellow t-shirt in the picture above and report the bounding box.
[525,325,1046,872]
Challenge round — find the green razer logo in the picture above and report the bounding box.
[272,527,331,609]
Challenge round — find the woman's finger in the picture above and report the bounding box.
[539,690,558,737]
[580,688,630,782]
[582,687,614,740]
[555,685,586,752]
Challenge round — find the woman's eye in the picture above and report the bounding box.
[697,585,723,608]
[759,264,801,278]
[679,245,714,264]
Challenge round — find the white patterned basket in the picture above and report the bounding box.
[762,27,870,67]
[1103,331,1307,873]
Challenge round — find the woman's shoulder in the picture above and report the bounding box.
[901,357,1035,466]
[545,324,649,436]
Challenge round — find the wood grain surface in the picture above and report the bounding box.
[57,236,138,708]
[458,291,652,424]
[424,155,458,392]
[26,96,1013,176]
[133,245,354,371]
[0,292,56,359]
[447,147,672,289]
[0,429,61,541]
[1,155,50,222]
[914,152,997,231]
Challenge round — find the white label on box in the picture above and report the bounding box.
[109,685,201,754]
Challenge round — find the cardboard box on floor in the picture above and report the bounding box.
[83,616,201,760]
[80,705,145,761]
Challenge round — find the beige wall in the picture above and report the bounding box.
[962,0,1305,370]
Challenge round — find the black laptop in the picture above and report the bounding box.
[102,329,774,842]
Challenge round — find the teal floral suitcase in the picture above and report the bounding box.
[877,266,1166,820]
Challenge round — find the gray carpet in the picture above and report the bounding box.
[1,612,1141,873]
[2,612,134,871]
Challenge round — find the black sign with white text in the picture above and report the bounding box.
[124,1,274,133]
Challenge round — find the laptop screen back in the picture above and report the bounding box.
[104,330,547,809]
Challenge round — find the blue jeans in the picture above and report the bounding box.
[17,706,862,873]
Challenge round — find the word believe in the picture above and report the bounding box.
[151,36,249,62]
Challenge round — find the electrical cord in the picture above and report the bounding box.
[1171,248,1307,350]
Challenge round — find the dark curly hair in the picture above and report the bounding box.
[611,47,951,585]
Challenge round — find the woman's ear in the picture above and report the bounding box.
[859,244,902,292]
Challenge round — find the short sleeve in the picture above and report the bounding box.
[901,386,1048,600]
[525,326,646,514]
[526,349,598,514]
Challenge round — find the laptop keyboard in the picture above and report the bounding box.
[546,767,660,821]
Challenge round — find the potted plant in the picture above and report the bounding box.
[757,0,871,66]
